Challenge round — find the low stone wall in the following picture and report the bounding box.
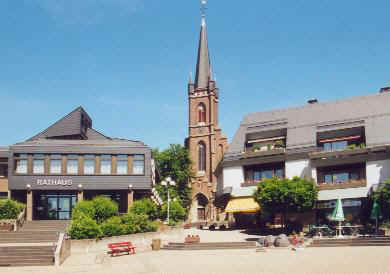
[55,233,72,266]
[71,227,186,254]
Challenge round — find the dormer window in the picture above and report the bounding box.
[317,127,365,152]
[198,103,206,124]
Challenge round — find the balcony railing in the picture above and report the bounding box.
[310,146,368,159]
[241,181,259,187]
[243,148,286,159]
[317,179,367,190]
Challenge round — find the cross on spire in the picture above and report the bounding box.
[200,0,207,18]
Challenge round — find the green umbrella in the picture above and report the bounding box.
[370,200,382,236]
[370,201,382,220]
[330,198,345,238]
[330,198,345,222]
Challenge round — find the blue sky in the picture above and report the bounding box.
[1,1,390,149]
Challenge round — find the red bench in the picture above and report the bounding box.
[108,242,136,257]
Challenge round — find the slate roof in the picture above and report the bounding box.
[28,106,94,141]
[225,91,390,160]
[13,107,147,150]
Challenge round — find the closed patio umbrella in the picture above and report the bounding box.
[370,201,382,235]
[330,198,345,238]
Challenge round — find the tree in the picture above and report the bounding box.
[153,144,193,211]
[372,180,390,220]
[253,177,318,229]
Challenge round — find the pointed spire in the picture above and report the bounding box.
[189,72,193,84]
[195,12,212,89]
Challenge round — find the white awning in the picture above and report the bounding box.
[247,136,285,144]
[318,187,368,201]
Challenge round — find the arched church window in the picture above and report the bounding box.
[198,142,206,171]
[198,103,206,123]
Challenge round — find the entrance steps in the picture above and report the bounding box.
[162,241,257,250]
[21,220,70,232]
[0,221,70,267]
[0,246,55,267]
[310,237,390,247]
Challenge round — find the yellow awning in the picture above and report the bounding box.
[225,197,260,213]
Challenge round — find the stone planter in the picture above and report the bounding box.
[274,236,290,247]
[264,235,275,247]
[0,223,14,231]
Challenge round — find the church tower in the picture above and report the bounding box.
[186,4,228,223]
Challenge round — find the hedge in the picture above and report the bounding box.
[0,199,25,220]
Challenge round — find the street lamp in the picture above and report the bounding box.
[161,177,176,224]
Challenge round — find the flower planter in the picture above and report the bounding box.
[0,223,14,231]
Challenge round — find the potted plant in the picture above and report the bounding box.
[274,140,284,149]
[252,145,261,152]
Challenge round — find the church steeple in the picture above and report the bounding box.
[194,14,212,89]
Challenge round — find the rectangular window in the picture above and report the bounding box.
[33,154,45,174]
[133,155,145,175]
[33,159,44,174]
[16,159,28,174]
[50,154,62,174]
[84,155,96,175]
[67,155,79,175]
[117,155,128,175]
[50,159,62,174]
[261,170,274,179]
[100,155,112,175]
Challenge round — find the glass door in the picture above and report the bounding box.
[47,197,58,220]
[58,197,72,220]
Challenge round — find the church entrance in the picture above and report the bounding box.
[191,193,209,222]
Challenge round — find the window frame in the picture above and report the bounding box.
[14,154,28,175]
[132,154,145,175]
[32,154,45,175]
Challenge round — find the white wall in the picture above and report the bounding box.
[311,167,317,183]
[366,159,390,189]
[285,159,310,179]
[221,166,244,191]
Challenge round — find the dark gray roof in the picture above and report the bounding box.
[28,106,92,141]
[226,92,390,159]
[86,128,110,140]
[194,17,212,89]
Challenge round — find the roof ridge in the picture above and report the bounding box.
[243,91,387,124]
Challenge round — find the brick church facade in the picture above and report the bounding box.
[185,16,228,223]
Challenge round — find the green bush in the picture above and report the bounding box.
[128,198,159,220]
[101,216,124,237]
[91,196,119,224]
[68,213,101,239]
[121,213,157,234]
[72,200,96,220]
[160,200,186,224]
[0,199,25,219]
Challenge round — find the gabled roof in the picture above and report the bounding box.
[28,106,93,141]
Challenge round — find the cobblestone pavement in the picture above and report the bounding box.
[2,230,390,274]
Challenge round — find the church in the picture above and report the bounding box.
[185,13,228,223]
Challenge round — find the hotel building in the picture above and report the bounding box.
[218,88,390,225]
